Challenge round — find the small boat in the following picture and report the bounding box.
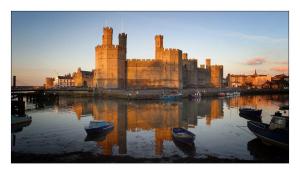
[239,108,262,119]
[247,111,288,149]
[11,114,32,133]
[172,128,195,144]
[11,114,32,127]
[218,92,225,97]
[188,92,201,99]
[226,92,234,97]
[279,104,289,110]
[239,113,262,122]
[233,91,240,96]
[85,120,114,135]
[160,92,183,100]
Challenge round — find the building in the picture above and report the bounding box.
[227,70,271,88]
[262,74,289,89]
[54,74,75,87]
[44,77,55,89]
[73,67,94,87]
[94,27,223,90]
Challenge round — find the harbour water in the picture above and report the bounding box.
[11,94,289,162]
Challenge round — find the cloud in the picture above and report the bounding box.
[271,66,288,73]
[273,60,288,65]
[228,32,288,44]
[246,57,266,65]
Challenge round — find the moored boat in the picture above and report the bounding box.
[188,91,201,99]
[160,92,183,100]
[247,111,288,149]
[85,120,114,135]
[239,113,262,122]
[172,128,195,145]
[11,114,32,127]
[218,92,225,97]
[11,114,32,133]
[239,108,262,119]
[279,104,289,110]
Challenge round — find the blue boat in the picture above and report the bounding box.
[172,128,195,144]
[160,92,183,100]
[239,108,262,120]
[85,120,114,135]
[247,112,288,149]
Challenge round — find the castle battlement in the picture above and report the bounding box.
[119,33,127,37]
[103,26,113,31]
[128,58,155,62]
[127,59,160,67]
[210,64,223,68]
[96,45,118,49]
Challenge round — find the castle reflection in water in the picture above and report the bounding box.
[55,95,287,156]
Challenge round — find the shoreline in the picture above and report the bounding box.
[11,152,288,163]
[43,88,288,99]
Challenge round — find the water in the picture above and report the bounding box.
[11,94,289,161]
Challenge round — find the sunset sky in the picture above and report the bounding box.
[12,12,288,86]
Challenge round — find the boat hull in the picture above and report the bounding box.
[172,128,195,145]
[85,123,114,135]
[247,121,288,149]
[239,109,262,120]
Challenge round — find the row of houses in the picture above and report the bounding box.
[44,68,94,89]
[226,70,288,89]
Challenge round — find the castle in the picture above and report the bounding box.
[94,27,223,89]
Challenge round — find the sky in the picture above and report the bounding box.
[12,12,288,86]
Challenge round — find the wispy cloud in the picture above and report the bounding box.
[228,32,287,44]
[270,66,288,73]
[272,60,288,65]
[245,57,266,65]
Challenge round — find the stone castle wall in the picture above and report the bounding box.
[94,27,223,90]
[210,65,223,88]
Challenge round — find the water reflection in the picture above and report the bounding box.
[70,98,225,156]
[13,94,288,160]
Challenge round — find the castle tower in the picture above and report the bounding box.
[182,53,188,59]
[102,27,113,46]
[95,27,126,89]
[118,33,127,50]
[155,35,164,59]
[206,58,211,69]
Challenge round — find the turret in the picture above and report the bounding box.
[102,27,113,46]
[118,33,127,49]
[155,35,164,49]
[182,53,188,59]
[206,58,211,69]
[155,35,164,59]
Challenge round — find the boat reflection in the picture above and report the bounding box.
[85,128,113,142]
[247,138,288,162]
[68,98,224,156]
[173,138,196,156]
[11,115,32,147]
